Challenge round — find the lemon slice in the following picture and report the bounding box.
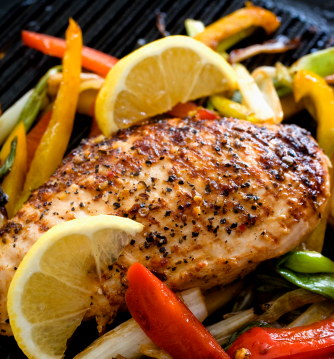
[7,215,143,359]
[95,35,237,135]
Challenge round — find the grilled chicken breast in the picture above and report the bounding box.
[0,117,330,335]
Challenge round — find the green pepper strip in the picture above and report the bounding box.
[19,65,62,132]
[210,95,257,122]
[216,27,256,53]
[276,251,334,301]
[0,137,17,180]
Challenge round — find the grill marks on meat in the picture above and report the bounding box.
[0,117,330,335]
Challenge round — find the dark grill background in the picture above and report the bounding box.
[0,0,333,357]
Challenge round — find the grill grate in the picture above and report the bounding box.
[0,0,331,357]
[0,0,328,113]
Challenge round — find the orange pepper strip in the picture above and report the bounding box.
[26,110,52,170]
[194,4,280,50]
[125,262,230,359]
[0,122,27,218]
[19,19,82,207]
[22,30,117,77]
[293,70,334,142]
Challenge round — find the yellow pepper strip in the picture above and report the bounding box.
[0,121,27,218]
[293,70,334,142]
[210,95,257,122]
[194,3,280,50]
[319,129,334,221]
[19,19,82,206]
[293,71,334,251]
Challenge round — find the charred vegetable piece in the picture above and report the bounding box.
[22,30,117,77]
[18,19,82,208]
[228,35,300,64]
[276,251,334,301]
[0,122,27,218]
[226,318,334,359]
[156,11,170,37]
[194,3,280,50]
[125,262,230,359]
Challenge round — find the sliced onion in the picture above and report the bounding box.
[0,89,33,146]
[228,35,300,64]
[79,79,104,93]
[288,300,334,328]
[74,286,207,359]
[178,287,208,322]
[141,344,172,359]
[48,72,104,97]
[252,66,276,79]
[234,64,275,122]
[207,288,325,346]
[252,68,283,123]
[205,280,245,316]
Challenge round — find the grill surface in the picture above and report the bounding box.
[0,0,332,357]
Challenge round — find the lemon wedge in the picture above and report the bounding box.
[95,35,237,135]
[7,215,143,359]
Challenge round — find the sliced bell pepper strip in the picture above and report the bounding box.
[18,19,82,208]
[26,110,52,170]
[22,30,117,77]
[0,122,27,218]
[210,95,257,122]
[167,102,198,118]
[196,108,220,120]
[293,70,334,142]
[226,318,334,359]
[194,3,280,50]
[292,68,334,250]
[125,262,230,359]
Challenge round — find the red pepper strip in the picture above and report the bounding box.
[125,262,230,359]
[167,102,198,117]
[197,108,220,120]
[21,30,118,77]
[26,110,52,170]
[227,318,334,359]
